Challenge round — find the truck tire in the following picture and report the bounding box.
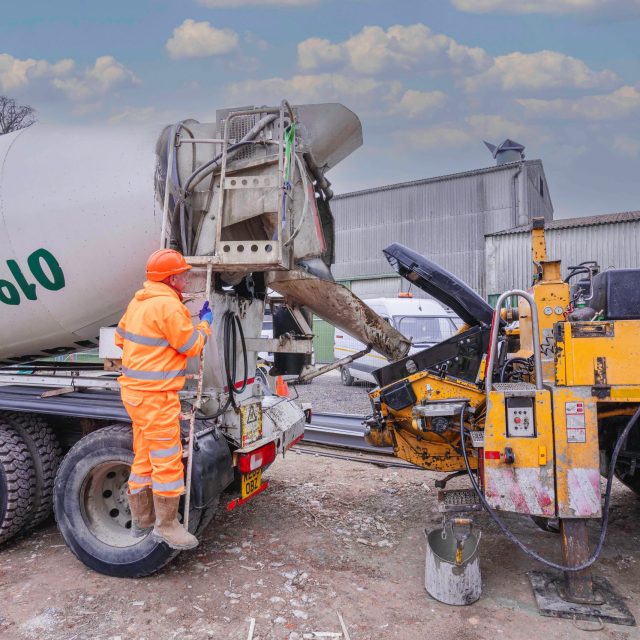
[1,412,62,530]
[341,366,354,386]
[0,427,36,545]
[54,424,201,578]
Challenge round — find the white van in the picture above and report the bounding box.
[334,296,461,385]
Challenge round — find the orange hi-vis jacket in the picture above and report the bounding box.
[115,281,211,392]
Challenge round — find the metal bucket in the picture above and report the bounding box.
[425,523,481,605]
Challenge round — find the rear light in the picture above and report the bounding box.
[238,442,276,473]
[398,292,413,298]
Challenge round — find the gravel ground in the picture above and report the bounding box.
[1,448,640,640]
[291,371,373,416]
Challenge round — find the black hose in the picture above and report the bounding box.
[195,310,249,419]
[460,403,640,571]
[183,112,278,194]
[499,357,531,383]
[223,311,248,409]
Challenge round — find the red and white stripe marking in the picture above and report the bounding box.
[485,467,555,516]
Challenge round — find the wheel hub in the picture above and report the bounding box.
[80,461,142,548]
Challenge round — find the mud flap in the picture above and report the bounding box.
[189,426,234,510]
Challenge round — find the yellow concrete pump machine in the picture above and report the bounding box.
[364,218,640,625]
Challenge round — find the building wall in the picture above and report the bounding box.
[485,219,640,297]
[331,160,552,299]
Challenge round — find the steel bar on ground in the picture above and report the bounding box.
[304,412,393,455]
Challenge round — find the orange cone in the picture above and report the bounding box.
[275,375,289,398]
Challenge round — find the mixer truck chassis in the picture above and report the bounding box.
[0,379,304,577]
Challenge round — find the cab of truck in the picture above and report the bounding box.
[334,296,461,385]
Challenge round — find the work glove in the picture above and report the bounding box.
[199,300,213,325]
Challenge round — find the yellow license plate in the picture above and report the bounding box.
[241,469,262,499]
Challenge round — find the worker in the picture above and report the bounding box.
[115,249,213,550]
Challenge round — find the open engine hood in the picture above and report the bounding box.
[383,243,494,328]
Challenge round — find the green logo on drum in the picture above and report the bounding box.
[0,249,66,306]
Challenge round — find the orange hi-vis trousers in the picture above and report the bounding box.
[121,389,185,498]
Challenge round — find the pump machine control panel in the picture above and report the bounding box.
[505,397,536,437]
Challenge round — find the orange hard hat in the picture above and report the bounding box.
[146,249,191,282]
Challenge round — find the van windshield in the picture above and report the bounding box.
[393,316,458,344]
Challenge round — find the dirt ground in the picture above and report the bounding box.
[1,445,640,640]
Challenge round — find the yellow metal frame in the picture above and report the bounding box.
[370,370,484,471]
[483,388,556,516]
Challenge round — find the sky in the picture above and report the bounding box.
[1,0,639,218]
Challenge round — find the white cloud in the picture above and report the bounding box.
[518,86,640,120]
[613,135,640,157]
[463,50,618,93]
[0,54,74,91]
[399,114,540,150]
[0,53,138,102]
[400,125,471,150]
[452,0,640,16]
[165,19,239,60]
[52,56,139,101]
[390,90,447,118]
[107,106,157,125]
[198,0,316,5]
[465,114,539,141]
[227,73,397,109]
[298,23,489,75]
[298,37,344,70]
[227,73,449,119]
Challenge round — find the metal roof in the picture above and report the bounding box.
[487,210,640,237]
[334,159,543,200]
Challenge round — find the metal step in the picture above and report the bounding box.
[437,488,482,513]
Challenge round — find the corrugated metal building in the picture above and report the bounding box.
[485,211,640,299]
[331,160,553,299]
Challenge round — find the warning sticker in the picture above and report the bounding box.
[566,402,586,443]
[241,403,263,447]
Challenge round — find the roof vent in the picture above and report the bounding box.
[484,139,525,165]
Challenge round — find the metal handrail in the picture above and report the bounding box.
[485,289,543,405]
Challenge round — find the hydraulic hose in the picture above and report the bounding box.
[460,403,640,572]
[499,357,531,383]
[195,310,249,419]
[183,113,278,194]
[223,310,248,409]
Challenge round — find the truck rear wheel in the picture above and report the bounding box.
[54,424,201,578]
[0,427,36,545]
[1,412,62,530]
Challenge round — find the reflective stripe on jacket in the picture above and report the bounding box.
[115,281,211,392]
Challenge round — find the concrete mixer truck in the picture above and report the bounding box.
[0,101,410,577]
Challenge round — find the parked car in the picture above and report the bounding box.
[334,296,461,385]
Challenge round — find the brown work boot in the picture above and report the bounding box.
[128,488,155,538]
[151,494,198,550]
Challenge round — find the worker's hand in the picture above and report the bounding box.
[199,300,213,325]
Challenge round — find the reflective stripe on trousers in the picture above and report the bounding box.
[121,389,185,497]
[121,367,186,381]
